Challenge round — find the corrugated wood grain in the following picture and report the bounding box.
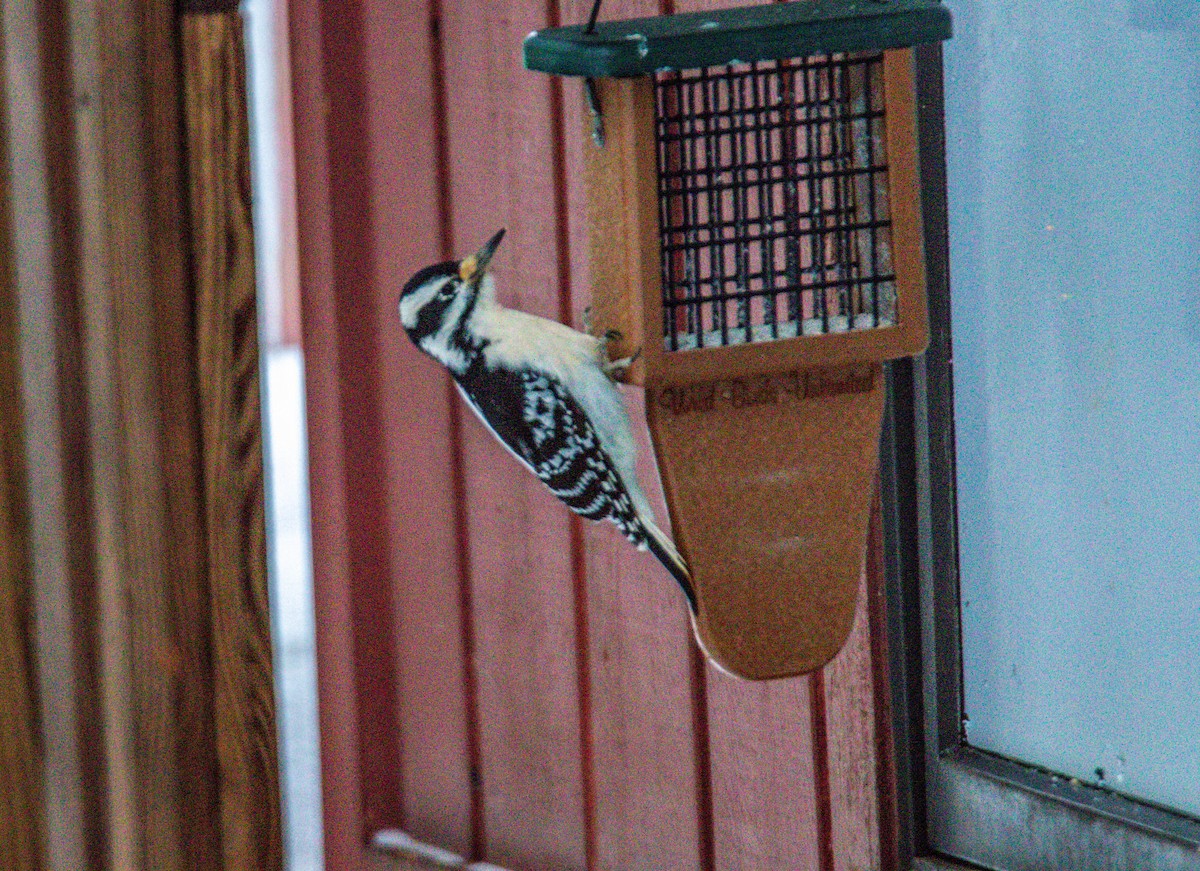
[287,0,377,863]
[825,570,881,871]
[292,0,896,868]
[361,0,476,852]
[0,45,44,864]
[181,12,282,871]
[560,3,709,868]
[440,1,589,867]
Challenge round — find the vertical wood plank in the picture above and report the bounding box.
[0,39,44,864]
[87,2,196,865]
[181,12,283,871]
[577,388,706,871]
[0,7,84,866]
[438,0,588,867]
[6,0,187,865]
[3,0,102,859]
[315,0,408,843]
[707,672,823,871]
[0,401,42,871]
[362,0,475,853]
[34,0,236,864]
[290,0,478,863]
[824,570,880,871]
[866,489,900,871]
[559,1,708,865]
[287,0,377,863]
[143,1,227,865]
[5,0,286,867]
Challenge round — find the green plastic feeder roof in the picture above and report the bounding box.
[523,0,952,78]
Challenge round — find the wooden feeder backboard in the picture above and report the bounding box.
[585,50,928,388]
[579,44,929,679]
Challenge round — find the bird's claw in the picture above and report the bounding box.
[603,346,642,380]
[586,309,636,380]
[582,306,622,341]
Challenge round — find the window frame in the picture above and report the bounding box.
[882,43,1200,871]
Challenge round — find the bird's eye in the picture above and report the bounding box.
[438,282,457,300]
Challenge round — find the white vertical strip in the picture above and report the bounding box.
[245,0,325,866]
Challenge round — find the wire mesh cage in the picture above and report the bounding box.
[526,0,951,679]
[655,53,894,352]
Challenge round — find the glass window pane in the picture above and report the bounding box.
[944,0,1200,818]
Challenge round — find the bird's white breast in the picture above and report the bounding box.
[470,300,655,522]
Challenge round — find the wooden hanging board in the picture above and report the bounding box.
[583,52,927,679]
[647,365,884,678]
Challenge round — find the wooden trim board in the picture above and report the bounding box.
[0,3,282,868]
[0,29,45,863]
[181,12,283,870]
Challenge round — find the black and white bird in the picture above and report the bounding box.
[398,229,695,612]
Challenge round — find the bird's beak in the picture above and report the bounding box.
[459,228,506,284]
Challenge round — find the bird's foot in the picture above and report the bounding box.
[603,345,641,380]
[582,306,621,340]
[589,313,638,380]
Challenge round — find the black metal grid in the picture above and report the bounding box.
[654,52,895,351]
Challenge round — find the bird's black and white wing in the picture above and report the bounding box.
[454,358,695,609]
[456,361,642,532]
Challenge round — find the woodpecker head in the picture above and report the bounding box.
[399,228,505,372]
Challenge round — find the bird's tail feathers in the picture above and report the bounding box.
[640,517,696,613]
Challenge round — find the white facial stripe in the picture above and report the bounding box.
[399,277,451,328]
[423,291,472,370]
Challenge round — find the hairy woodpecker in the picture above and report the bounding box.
[398,229,695,612]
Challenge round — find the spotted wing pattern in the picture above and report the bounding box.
[455,361,645,545]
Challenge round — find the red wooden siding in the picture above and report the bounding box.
[289,0,896,868]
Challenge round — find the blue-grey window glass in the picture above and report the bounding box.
[944,0,1200,818]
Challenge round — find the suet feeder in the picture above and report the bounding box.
[525,0,951,679]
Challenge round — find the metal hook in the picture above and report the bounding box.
[585,78,605,148]
[583,0,605,147]
[584,0,603,33]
